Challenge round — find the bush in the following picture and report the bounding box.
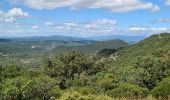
[0,65,23,82]
[59,91,95,100]
[97,74,114,91]
[107,83,148,99]
[97,48,117,57]
[76,87,96,95]
[132,56,170,89]
[0,73,60,100]
[94,95,113,100]
[151,77,170,99]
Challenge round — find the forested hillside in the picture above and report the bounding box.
[0,33,170,100]
[52,39,128,54]
[117,33,170,64]
[0,39,128,67]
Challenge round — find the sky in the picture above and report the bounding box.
[0,0,170,37]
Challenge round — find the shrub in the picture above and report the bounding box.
[76,87,96,95]
[59,91,95,100]
[151,77,170,99]
[97,74,114,91]
[0,73,60,100]
[107,83,148,99]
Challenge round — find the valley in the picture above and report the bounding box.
[0,33,169,100]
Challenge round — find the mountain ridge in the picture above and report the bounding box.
[1,35,146,43]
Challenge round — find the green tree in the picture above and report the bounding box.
[132,56,170,89]
[0,65,23,83]
[43,51,107,89]
[0,71,61,100]
[108,83,148,99]
[151,77,170,99]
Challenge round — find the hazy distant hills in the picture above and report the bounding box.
[12,35,86,42]
[87,35,147,43]
[0,34,147,54]
[0,39,11,42]
[1,35,146,43]
[0,39,128,54]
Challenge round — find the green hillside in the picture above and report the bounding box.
[0,39,128,66]
[0,33,170,100]
[109,33,170,92]
[0,41,90,54]
[116,33,170,65]
[53,39,129,54]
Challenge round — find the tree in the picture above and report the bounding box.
[107,83,148,99]
[132,56,170,89]
[0,65,22,82]
[97,74,114,92]
[43,51,107,89]
[97,48,117,57]
[0,71,61,100]
[151,77,170,99]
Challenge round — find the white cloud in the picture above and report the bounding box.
[94,19,117,25]
[8,0,160,12]
[151,27,168,31]
[44,22,54,26]
[129,26,168,31]
[84,19,117,29]
[7,8,29,17]
[84,24,97,29]
[55,26,64,30]
[165,0,170,5]
[63,22,76,27]
[4,17,16,23]
[0,18,118,37]
[0,10,4,16]
[156,18,170,23]
[32,25,39,29]
[128,26,169,36]
[129,27,147,31]
[1,17,169,37]
[53,19,117,36]
[0,8,29,23]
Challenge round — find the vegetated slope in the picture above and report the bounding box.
[108,33,170,92]
[0,33,170,100]
[53,39,129,54]
[0,40,93,54]
[117,33,170,65]
[0,39,128,66]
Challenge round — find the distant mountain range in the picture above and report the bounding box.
[86,35,147,43]
[4,35,85,42]
[0,38,128,55]
[0,39,12,42]
[1,35,147,43]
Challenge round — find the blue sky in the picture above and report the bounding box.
[0,0,170,37]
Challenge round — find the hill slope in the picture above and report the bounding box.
[116,33,170,65]
[53,39,129,54]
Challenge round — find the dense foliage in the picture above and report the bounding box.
[0,33,170,100]
[151,77,170,99]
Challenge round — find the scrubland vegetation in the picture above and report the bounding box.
[0,33,170,100]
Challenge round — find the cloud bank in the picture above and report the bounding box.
[0,18,169,37]
[8,0,160,12]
